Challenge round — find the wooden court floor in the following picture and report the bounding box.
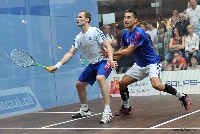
[0,94,200,134]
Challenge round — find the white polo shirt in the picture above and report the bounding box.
[73,26,108,64]
[185,33,199,52]
[146,28,158,45]
[185,5,200,27]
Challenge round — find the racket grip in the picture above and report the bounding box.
[45,67,52,71]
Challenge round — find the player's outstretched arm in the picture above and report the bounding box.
[113,46,127,61]
[114,45,137,56]
[49,47,77,73]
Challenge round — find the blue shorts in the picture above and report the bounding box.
[78,60,112,85]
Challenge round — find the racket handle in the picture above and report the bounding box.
[45,67,52,71]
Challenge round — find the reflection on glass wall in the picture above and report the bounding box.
[0,0,57,109]
[0,0,99,110]
[98,0,200,73]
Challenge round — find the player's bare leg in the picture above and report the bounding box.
[76,81,88,104]
[96,75,113,124]
[151,77,192,111]
[115,75,137,116]
[71,81,91,118]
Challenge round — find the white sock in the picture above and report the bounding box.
[123,100,130,108]
[104,104,111,112]
[81,104,88,111]
[175,93,184,99]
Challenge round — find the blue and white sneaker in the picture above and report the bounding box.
[100,111,113,124]
[72,108,91,118]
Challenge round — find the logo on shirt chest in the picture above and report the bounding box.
[80,36,93,46]
[126,38,133,44]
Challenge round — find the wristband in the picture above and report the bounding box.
[55,62,62,69]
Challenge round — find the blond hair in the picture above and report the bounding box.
[187,24,194,29]
[178,13,185,18]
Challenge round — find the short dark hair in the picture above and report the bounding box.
[158,23,167,32]
[79,11,91,23]
[191,55,198,60]
[139,21,147,26]
[146,20,154,25]
[125,9,137,18]
[146,20,157,28]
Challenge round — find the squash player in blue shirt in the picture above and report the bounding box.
[104,9,192,116]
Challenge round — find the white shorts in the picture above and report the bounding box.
[126,63,162,81]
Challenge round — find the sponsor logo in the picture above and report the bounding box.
[0,93,37,114]
[166,80,200,87]
[0,87,42,118]
[129,89,149,94]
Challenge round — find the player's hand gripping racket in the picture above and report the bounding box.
[11,49,51,71]
[80,54,89,66]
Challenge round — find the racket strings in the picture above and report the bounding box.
[11,50,34,67]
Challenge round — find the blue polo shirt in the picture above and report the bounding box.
[121,27,160,67]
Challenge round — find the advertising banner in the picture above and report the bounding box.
[0,87,42,119]
[107,70,200,97]
[161,70,200,95]
[106,71,160,97]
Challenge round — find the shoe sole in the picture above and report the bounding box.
[185,96,192,111]
[71,115,91,118]
[100,118,112,124]
[100,120,110,124]
[115,110,132,116]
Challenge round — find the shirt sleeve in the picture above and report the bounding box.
[72,35,80,50]
[95,28,107,45]
[131,31,145,47]
[185,9,189,20]
[120,30,128,47]
[184,37,189,51]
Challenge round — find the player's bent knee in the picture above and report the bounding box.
[76,81,86,89]
[119,81,127,90]
[96,75,105,82]
[152,83,162,91]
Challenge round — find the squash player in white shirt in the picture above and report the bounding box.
[49,11,117,124]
